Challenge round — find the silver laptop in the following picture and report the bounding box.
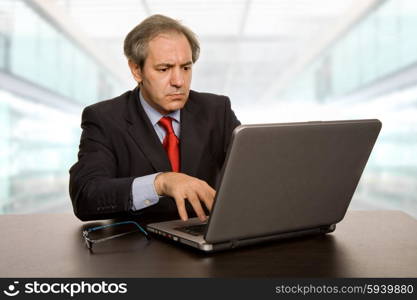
[147,119,382,252]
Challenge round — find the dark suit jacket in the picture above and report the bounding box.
[69,87,240,222]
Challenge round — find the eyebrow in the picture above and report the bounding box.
[155,61,193,68]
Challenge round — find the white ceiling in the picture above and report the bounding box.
[53,0,363,105]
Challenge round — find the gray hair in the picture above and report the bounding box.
[123,14,200,69]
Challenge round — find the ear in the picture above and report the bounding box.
[128,60,143,83]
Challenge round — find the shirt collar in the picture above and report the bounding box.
[139,89,181,126]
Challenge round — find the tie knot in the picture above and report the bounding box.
[158,116,175,134]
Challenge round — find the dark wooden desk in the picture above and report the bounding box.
[0,211,416,277]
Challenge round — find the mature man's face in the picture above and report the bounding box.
[129,32,193,115]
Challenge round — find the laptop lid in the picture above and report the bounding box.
[204,119,381,244]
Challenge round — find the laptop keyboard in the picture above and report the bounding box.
[175,224,207,236]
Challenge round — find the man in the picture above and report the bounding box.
[69,15,240,223]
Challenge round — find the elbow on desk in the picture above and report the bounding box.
[70,194,125,222]
[69,186,113,222]
[69,178,133,222]
[72,204,95,222]
[69,187,100,222]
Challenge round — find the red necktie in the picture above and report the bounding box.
[158,117,180,172]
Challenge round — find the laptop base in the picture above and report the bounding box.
[147,219,336,252]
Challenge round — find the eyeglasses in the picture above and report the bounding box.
[82,221,150,251]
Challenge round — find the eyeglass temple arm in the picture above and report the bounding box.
[85,221,150,240]
[83,230,138,244]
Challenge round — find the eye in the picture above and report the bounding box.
[158,68,168,72]
[184,66,191,71]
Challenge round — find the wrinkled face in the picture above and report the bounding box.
[129,32,193,115]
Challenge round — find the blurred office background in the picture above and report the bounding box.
[0,0,416,218]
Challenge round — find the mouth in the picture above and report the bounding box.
[167,93,185,99]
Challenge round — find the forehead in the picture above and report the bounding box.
[146,32,192,63]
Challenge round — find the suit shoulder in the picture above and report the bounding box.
[189,90,230,108]
[84,90,132,116]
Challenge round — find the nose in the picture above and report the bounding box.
[170,67,184,88]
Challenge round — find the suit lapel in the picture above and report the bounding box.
[125,87,172,172]
[180,92,205,177]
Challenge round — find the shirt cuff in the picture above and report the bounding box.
[131,173,161,211]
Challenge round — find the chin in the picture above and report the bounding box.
[167,100,187,111]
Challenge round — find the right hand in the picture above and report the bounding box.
[154,172,215,221]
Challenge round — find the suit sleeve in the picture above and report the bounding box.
[69,106,135,221]
[222,97,241,159]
